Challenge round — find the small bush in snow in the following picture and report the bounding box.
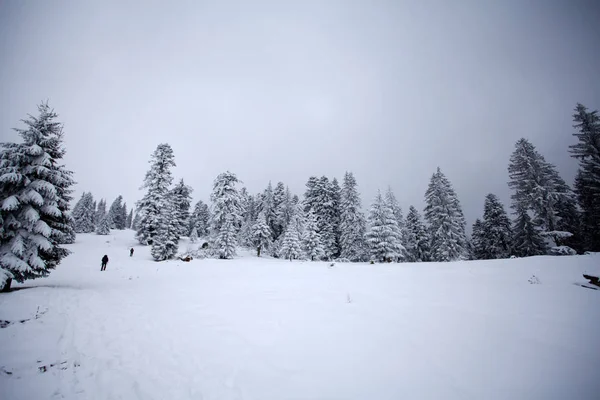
[528,275,541,284]
[549,246,577,256]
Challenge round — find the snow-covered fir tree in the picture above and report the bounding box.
[251,210,272,257]
[170,179,193,237]
[366,190,404,262]
[72,192,96,233]
[570,103,600,251]
[189,227,198,243]
[237,187,255,247]
[95,199,106,229]
[330,177,342,257]
[512,207,547,257]
[404,205,430,262]
[480,193,512,259]
[136,144,176,245]
[209,171,243,259]
[339,172,367,261]
[262,181,276,236]
[0,103,73,291]
[189,200,210,237]
[150,195,179,261]
[271,182,287,239]
[384,187,406,258]
[126,209,133,229]
[470,219,486,260]
[304,176,338,259]
[96,214,112,235]
[108,195,127,230]
[302,209,324,261]
[424,167,468,262]
[279,211,304,261]
[131,210,141,231]
[508,138,574,246]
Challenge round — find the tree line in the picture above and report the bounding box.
[0,102,598,290]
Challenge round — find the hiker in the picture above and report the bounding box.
[101,255,109,271]
[130,248,134,257]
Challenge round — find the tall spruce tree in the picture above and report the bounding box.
[279,209,304,261]
[303,209,325,261]
[136,144,176,245]
[0,103,72,291]
[512,207,547,257]
[366,190,404,262]
[424,168,468,262]
[95,199,106,229]
[384,187,406,258]
[209,171,243,259]
[569,104,600,251]
[72,192,96,233]
[339,172,367,261]
[480,193,512,259]
[251,210,272,257]
[126,209,133,229]
[170,179,193,237]
[131,211,141,231]
[470,219,486,260]
[96,214,111,235]
[190,200,210,237]
[108,195,126,230]
[150,195,179,261]
[508,138,574,246]
[271,182,287,240]
[404,205,430,262]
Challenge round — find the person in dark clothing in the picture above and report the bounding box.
[130,248,134,257]
[101,255,109,271]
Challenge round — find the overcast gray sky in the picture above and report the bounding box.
[1,0,599,229]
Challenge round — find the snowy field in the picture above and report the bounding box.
[1,230,599,400]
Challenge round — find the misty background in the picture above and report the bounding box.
[1,0,599,230]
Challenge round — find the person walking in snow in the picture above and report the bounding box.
[101,255,109,271]
[130,248,134,257]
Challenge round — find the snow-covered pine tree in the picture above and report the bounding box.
[209,171,243,259]
[508,138,573,245]
[43,125,76,245]
[404,205,430,262]
[189,227,198,243]
[108,195,126,229]
[237,187,255,247]
[190,200,210,237]
[95,199,106,229]
[271,182,287,239]
[126,209,133,229]
[262,181,276,236]
[131,210,141,231]
[339,172,367,261]
[570,104,600,251]
[136,144,176,245]
[251,210,272,257]
[303,209,324,261]
[96,213,112,235]
[424,167,468,262]
[330,177,342,258]
[72,192,96,233]
[512,207,547,257]
[150,195,179,261]
[384,187,406,259]
[170,178,193,237]
[470,219,486,260]
[279,211,304,261]
[121,203,128,228]
[366,190,404,262]
[303,176,320,215]
[307,176,337,259]
[480,193,512,259]
[0,103,73,291]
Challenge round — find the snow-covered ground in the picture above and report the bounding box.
[1,230,599,400]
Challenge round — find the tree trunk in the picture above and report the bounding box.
[257,246,261,257]
[1,278,12,293]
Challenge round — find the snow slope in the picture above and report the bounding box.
[1,230,599,400]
